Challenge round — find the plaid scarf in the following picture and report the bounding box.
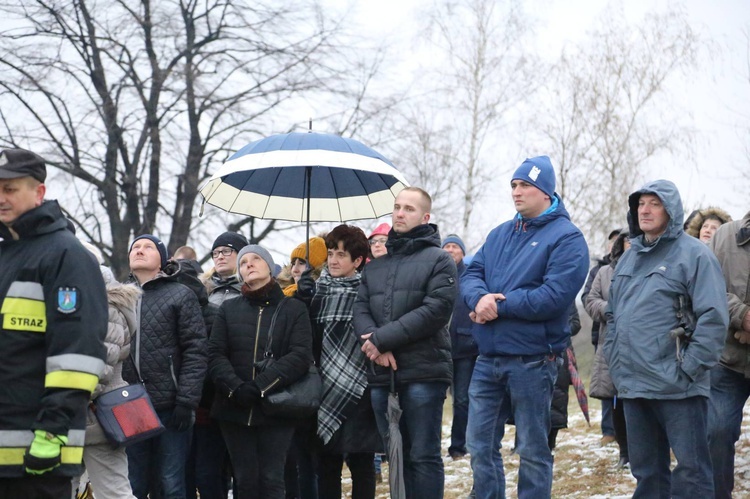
[311,267,366,444]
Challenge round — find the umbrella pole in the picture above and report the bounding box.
[305,165,311,265]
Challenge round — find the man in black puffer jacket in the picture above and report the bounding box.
[354,187,457,499]
[124,234,207,499]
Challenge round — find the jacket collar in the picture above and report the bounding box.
[241,280,284,307]
[0,200,68,242]
[514,194,571,231]
[386,223,441,255]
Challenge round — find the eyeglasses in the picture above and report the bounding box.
[369,238,388,246]
[212,248,235,259]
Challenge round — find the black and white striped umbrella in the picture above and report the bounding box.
[200,132,408,223]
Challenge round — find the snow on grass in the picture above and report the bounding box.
[348,398,750,498]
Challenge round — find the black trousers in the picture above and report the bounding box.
[220,422,294,499]
[318,452,375,499]
[0,475,72,498]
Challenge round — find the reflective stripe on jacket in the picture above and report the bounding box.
[0,201,108,477]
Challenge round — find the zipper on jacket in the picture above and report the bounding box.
[168,355,178,389]
[248,307,264,425]
[260,378,280,397]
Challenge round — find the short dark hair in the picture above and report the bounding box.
[610,232,630,263]
[400,186,432,212]
[174,245,197,260]
[325,224,368,271]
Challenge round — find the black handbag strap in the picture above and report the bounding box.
[127,353,145,384]
[129,295,145,384]
[261,297,289,360]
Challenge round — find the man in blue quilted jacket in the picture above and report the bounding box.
[461,156,589,499]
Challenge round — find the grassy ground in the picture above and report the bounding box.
[346,399,750,498]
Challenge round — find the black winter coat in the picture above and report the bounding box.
[451,260,478,360]
[307,297,383,454]
[197,273,242,411]
[208,282,313,426]
[551,304,581,430]
[322,388,383,454]
[124,263,208,411]
[353,223,457,386]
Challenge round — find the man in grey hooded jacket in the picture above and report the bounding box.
[603,179,728,498]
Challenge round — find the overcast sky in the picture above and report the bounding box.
[319,0,750,225]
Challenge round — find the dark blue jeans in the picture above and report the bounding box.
[708,365,750,499]
[371,381,448,499]
[601,397,615,437]
[450,356,476,456]
[467,354,558,499]
[624,397,713,499]
[186,419,227,499]
[127,409,193,499]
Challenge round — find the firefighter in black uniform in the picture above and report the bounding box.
[0,148,107,498]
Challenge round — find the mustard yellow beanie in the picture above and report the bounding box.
[290,236,327,268]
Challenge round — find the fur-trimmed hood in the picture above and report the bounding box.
[102,265,142,333]
[685,207,732,239]
[278,262,324,296]
[106,279,142,310]
[106,281,142,335]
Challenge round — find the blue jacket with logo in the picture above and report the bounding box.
[461,195,589,355]
[603,180,729,399]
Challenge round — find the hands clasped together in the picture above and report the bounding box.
[360,332,398,370]
[469,293,505,324]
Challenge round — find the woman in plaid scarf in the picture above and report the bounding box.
[309,224,383,499]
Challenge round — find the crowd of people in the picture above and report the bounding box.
[0,146,748,499]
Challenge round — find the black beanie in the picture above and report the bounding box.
[212,231,249,253]
[130,234,168,269]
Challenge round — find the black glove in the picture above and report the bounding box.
[296,267,316,298]
[168,404,195,432]
[233,381,261,408]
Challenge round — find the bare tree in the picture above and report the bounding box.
[536,5,702,248]
[740,28,750,190]
[418,0,539,242]
[0,0,357,277]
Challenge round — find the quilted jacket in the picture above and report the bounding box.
[124,262,207,410]
[353,223,457,387]
[710,211,750,376]
[208,282,313,426]
[585,263,616,399]
[86,268,142,445]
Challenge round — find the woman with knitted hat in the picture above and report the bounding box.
[685,207,732,243]
[186,231,247,499]
[208,245,314,498]
[279,236,328,297]
[201,231,249,315]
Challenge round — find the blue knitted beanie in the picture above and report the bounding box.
[511,156,556,199]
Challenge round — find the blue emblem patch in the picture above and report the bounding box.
[57,287,78,314]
